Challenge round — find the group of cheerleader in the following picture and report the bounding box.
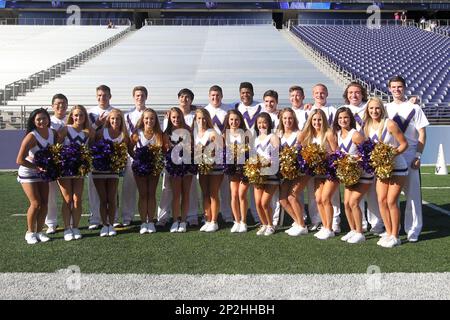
[17,81,414,249]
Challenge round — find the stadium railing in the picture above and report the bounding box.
[1,25,132,106]
[0,18,132,26]
[145,18,275,26]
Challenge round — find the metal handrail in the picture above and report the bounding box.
[0,18,132,26]
[286,18,417,28]
[145,18,275,26]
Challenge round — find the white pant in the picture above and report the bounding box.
[248,186,259,223]
[271,188,281,226]
[87,173,119,225]
[219,176,233,222]
[45,181,59,228]
[307,178,341,226]
[362,183,383,230]
[119,159,137,224]
[157,173,199,224]
[402,152,423,238]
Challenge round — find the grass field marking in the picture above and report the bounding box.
[422,200,450,217]
[421,187,450,189]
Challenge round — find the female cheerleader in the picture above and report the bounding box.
[93,108,129,237]
[363,98,408,247]
[301,109,338,240]
[333,107,374,244]
[57,105,95,241]
[194,108,224,232]
[130,108,169,235]
[278,108,309,236]
[165,107,194,233]
[222,109,251,233]
[253,112,280,236]
[16,108,55,244]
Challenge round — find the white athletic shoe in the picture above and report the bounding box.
[147,222,156,233]
[309,223,322,231]
[347,232,365,244]
[178,222,187,233]
[88,224,100,230]
[256,225,267,236]
[113,223,121,228]
[264,226,275,236]
[285,223,297,234]
[140,223,148,235]
[382,236,402,248]
[100,226,109,237]
[332,224,341,234]
[407,233,419,243]
[316,228,335,240]
[205,222,218,233]
[230,222,240,233]
[72,228,82,240]
[36,232,51,243]
[199,222,210,232]
[64,229,74,241]
[170,221,179,233]
[314,228,326,238]
[377,233,389,246]
[341,230,356,242]
[288,225,308,236]
[238,222,247,233]
[46,226,57,235]
[25,232,38,245]
[108,226,117,236]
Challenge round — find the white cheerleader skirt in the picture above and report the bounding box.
[358,171,375,184]
[391,154,408,176]
[92,170,120,179]
[17,166,44,183]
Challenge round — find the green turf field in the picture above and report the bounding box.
[1,166,449,274]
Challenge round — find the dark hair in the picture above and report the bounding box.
[96,84,111,95]
[332,107,356,134]
[342,82,368,105]
[222,109,246,133]
[164,107,190,136]
[254,112,274,136]
[289,85,304,97]
[132,86,148,98]
[26,108,51,134]
[178,88,195,101]
[209,85,223,96]
[51,93,68,105]
[239,82,254,94]
[263,90,278,102]
[388,76,406,87]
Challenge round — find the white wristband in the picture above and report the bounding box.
[415,152,422,159]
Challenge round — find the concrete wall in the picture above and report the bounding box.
[1,126,450,170]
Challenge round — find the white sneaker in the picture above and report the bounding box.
[46,226,57,234]
[407,233,419,243]
[64,229,74,241]
[316,228,335,240]
[122,222,131,227]
[72,228,82,240]
[113,223,121,228]
[230,222,240,233]
[332,224,341,234]
[36,232,51,243]
[314,228,326,238]
[140,223,148,235]
[147,222,156,233]
[88,224,100,230]
[178,222,187,233]
[200,222,210,232]
[170,221,179,233]
[341,230,356,242]
[108,226,117,236]
[377,233,389,246]
[205,222,218,233]
[238,222,247,233]
[382,236,401,248]
[362,225,368,233]
[100,226,109,237]
[288,225,308,236]
[285,223,297,234]
[347,232,365,244]
[264,226,275,236]
[256,225,267,236]
[378,231,388,238]
[25,232,38,245]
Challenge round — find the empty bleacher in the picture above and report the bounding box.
[6,25,343,111]
[290,25,449,111]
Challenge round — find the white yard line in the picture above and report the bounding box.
[422,200,450,217]
[422,187,450,189]
[0,272,448,300]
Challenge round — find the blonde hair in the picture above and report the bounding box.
[104,108,128,137]
[277,108,299,134]
[194,108,214,131]
[363,97,387,140]
[135,108,163,147]
[302,109,329,147]
[66,105,90,130]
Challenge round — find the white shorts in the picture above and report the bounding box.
[17,166,44,183]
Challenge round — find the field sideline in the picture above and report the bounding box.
[0,167,449,299]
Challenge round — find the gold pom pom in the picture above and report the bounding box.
[370,142,396,180]
[334,154,362,186]
[300,143,327,176]
[243,155,270,185]
[148,145,164,176]
[279,146,300,180]
[78,144,93,177]
[111,142,128,173]
[194,144,214,175]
